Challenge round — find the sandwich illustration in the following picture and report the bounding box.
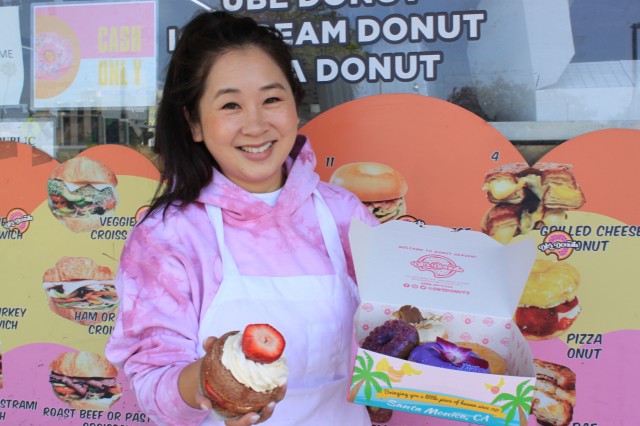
[514,259,581,340]
[42,256,119,326]
[330,162,408,223]
[49,351,122,410]
[532,359,576,426]
[47,156,118,232]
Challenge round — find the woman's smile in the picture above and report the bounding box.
[238,141,275,154]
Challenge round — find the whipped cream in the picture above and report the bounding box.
[221,333,288,393]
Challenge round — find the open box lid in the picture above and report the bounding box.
[349,219,537,318]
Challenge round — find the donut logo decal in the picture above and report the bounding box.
[538,230,578,260]
[410,254,464,278]
[2,208,34,235]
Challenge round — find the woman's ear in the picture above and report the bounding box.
[183,107,203,142]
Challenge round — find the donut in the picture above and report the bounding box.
[455,342,506,375]
[409,338,490,374]
[361,319,419,359]
[367,406,393,424]
[201,329,287,417]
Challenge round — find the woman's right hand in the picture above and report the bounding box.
[221,384,286,425]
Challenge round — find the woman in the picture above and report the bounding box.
[105,10,377,426]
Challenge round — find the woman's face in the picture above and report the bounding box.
[188,46,300,193]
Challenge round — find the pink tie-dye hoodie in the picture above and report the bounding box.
[105,136,377,425]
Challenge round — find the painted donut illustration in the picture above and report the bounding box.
[34,15,81,99]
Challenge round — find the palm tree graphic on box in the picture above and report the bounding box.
[491,379,534,425]
[348,351,393,402]
[348,351,422,402]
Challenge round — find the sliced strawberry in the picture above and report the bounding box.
[241,324,285,364]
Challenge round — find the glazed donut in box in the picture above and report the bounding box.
[348,219,537,425]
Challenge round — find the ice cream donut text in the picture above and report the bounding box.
[168,4,488,84]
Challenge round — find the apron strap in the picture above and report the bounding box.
[312,190,349,274]
[205,204,240,276]
[205,190,348,277]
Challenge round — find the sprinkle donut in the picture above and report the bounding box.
[361,319,419,359]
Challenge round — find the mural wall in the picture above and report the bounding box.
[1,1,639,425]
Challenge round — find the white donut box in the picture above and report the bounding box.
[348,218,537,425]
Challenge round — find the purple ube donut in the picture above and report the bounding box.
[361,319,419,359]
[408,338,490,374]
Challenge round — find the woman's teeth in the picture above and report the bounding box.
[240,142,273,153]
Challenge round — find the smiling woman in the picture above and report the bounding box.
[104,10,378,426]
[187,47,300,193]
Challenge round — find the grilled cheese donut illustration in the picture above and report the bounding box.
[481,162,585,243]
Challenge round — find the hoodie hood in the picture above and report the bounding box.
[196,135,319,222]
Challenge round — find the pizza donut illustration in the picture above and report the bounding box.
[34,15,81,99]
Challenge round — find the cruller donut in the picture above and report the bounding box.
[361,319,419,359]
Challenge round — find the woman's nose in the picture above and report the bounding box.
[242,107,268,135]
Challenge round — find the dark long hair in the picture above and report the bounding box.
[146,11,305,220]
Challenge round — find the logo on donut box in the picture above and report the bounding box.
[348,219,537,426]
[410,254,464,278]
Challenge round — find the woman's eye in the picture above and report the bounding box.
[222,102,239,110]
[265,97,281,104]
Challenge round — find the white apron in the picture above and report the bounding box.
[198,191,369,426]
